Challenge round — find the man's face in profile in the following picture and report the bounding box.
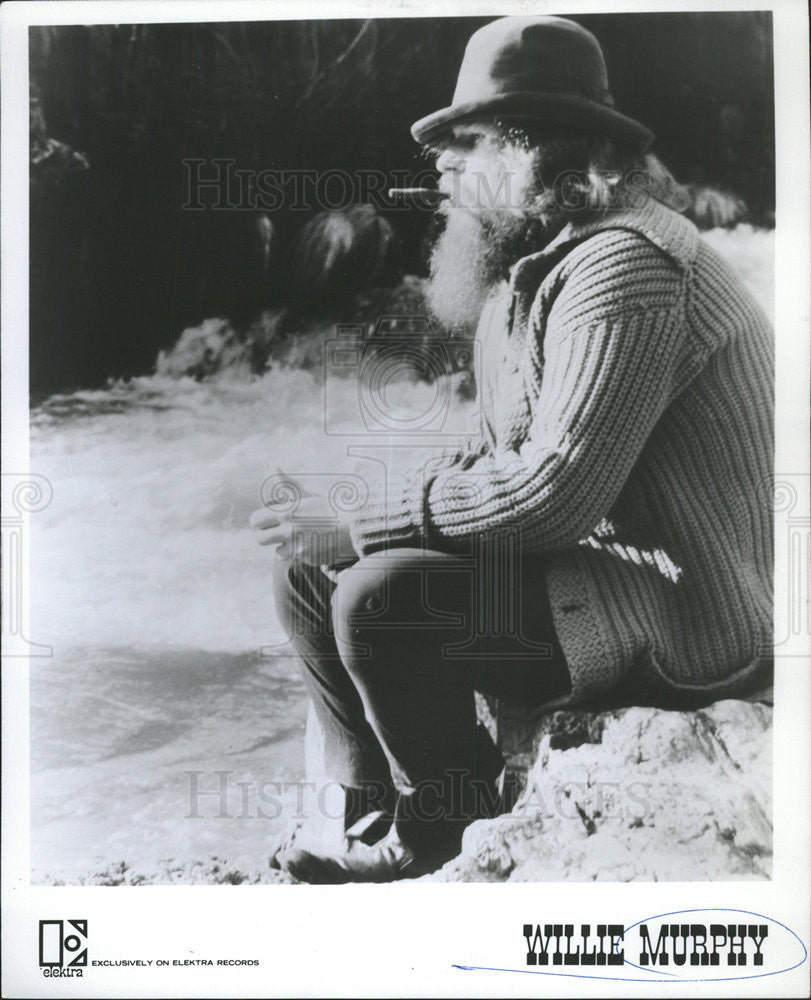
[425,121,545,329]
[434,122,538,212]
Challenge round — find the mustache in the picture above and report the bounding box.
[432,202,557,261]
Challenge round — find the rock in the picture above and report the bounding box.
[685,185,749,230]
[155,316,254,380]
[426,698,772,882]
[291,206,397,311]
[34,856,299,886]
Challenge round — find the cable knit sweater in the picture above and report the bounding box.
[348,198,774,704]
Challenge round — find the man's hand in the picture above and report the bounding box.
[250,493,356,566]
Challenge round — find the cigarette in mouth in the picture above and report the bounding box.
[387,187,450,202]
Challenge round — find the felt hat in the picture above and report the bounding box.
[411,16,654,150]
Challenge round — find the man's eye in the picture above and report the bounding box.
[452,133,482,151]
[426,132,488,159]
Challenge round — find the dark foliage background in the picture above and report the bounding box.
[29,13,774,393]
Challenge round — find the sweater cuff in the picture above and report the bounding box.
[348,473,429,556]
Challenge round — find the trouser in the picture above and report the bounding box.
[271,545,570,849]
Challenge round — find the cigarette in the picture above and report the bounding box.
[387,187,450,202]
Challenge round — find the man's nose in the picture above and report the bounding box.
[436,146,464,173]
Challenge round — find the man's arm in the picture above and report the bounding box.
[348,238,688,556]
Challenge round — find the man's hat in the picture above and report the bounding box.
[411,16,654,150]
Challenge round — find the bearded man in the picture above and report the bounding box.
[251,16,774,883]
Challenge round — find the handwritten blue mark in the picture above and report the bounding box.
[454,907,808,984]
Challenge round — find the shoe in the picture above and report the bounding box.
[280,825,451,884]
[268,784,395,870]
[345,808,392,846]
[268,818,304,871]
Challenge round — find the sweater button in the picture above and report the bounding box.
[561,603,582,613]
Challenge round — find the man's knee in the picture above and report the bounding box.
[332,552,395,634]
[331,548,455,639]
[330,551,423,673]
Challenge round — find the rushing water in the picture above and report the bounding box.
[28,227,774,882]
[29,367,476,880]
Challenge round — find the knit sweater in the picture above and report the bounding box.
[348,198,774,704]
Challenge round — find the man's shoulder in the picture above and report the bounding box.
[567,199,701,272]
[510,199,698,305]
[553,225,681,281]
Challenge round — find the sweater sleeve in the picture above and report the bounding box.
[346,434,489,554]
[349,238,687,556]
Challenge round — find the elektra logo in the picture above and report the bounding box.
[39,920,88,978]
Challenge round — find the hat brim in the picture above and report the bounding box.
[411,92,654,150]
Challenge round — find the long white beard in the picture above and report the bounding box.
[424,201,561,331]
[424,209,493,330]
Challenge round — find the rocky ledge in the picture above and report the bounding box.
[425,697,772,883]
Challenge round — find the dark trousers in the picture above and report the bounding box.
[272,543,569,826]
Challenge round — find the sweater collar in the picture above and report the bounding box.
[508,197,699,298]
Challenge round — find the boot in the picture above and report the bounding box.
[268,781,395,869]
[279,724,505,883]
[280,823,429,884]
[281,766,504,883]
